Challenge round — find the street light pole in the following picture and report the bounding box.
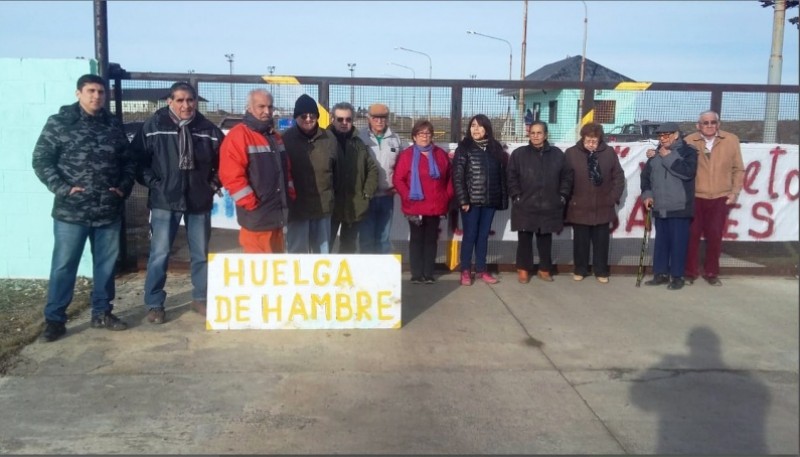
[520,0,529,140]
[466,30,513,81]
[578,0,589,134]
[388,62,416,119]
[225,53,235,113]
[395,46,432,118]
[347,62,356,105]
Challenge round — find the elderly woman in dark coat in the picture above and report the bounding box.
[507,121,573,283]
[564,122,625,284]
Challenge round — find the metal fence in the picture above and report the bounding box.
[110,69,799,275]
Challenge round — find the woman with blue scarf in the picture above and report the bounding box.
[393,120,454,284]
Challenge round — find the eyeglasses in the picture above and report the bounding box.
[415,132,432,137]
[657,132,674,138]
[700,120,718,126]
[298,113,318,120]
[335,117,353,123]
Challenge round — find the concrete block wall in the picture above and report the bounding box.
[0,58,97,278]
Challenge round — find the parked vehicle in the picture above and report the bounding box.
[606,121,661,142]
[218,116,243,134]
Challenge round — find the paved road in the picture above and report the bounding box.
[0,272,797,454]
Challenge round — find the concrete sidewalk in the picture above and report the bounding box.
[0,271,797,454]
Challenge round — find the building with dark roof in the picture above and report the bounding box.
[501,56,638,141]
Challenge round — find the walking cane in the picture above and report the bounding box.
[635,206,652,287]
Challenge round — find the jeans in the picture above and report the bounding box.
[358,195,395,254]
[653,217,692,279]
[459,206,496,272]
[143,209,211,309]
[331,217,360,254]
[44,219,121,323]
[286,216,331,254]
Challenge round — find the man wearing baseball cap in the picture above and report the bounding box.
[357,103,405,253]
[640,122,698,290]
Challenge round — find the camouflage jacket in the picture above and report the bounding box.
[32,103,135,226]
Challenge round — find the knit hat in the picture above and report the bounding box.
[293,94,319,119]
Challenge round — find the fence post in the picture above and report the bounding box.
[318,81,329,112]
[450,85,463,143]
[710,89,722,118]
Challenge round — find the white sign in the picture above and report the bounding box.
[206,254,402,330]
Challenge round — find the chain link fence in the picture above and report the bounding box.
[111,71,799,276]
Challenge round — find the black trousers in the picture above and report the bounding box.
[572,223,611,277]
[331,217,360,254]
[408,216,440,279]
[515,230,553,271]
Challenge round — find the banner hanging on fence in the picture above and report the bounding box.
[209,142,798,241]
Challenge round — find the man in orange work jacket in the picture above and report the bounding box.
[220,89,295,252]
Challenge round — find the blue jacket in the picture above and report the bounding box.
[640,138,698,219]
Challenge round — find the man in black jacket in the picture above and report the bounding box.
[131,82,224,323]
[32,74,135,341]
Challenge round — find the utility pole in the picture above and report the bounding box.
[519,0,529,140]
[764,0,786,143]
[225,53,235,113]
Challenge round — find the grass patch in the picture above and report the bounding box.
[0,277,92,374]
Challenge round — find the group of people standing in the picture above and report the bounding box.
[31,74,743,342]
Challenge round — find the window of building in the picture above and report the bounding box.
[577,99,617,124]
[548,101,558,124]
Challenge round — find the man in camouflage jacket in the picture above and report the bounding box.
[32,74,135,342]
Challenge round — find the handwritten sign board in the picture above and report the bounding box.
[206,254,402,330]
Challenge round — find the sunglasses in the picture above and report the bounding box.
[298,113,318,120]
[335,117,353,123]
[700,120,718,126]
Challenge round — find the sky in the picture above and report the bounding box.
[1,0,798,86]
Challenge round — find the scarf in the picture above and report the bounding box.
[409,143,439,201]
[474,138,489,150]
[168,108,196,170]
[243,111,274,137]
[587,151,603,186]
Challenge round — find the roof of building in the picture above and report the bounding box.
[500,56,634,96]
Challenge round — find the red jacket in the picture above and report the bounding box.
[393,145,453,216]
[219,124,295,231]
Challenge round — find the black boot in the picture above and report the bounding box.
[645,274,670,286]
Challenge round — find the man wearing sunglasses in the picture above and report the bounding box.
[282,94,338,253]
[358,103,404,254]
[328,102,378,253]
[641,122,698,290]
[683,111,744,286]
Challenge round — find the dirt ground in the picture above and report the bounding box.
[0,277,93,374]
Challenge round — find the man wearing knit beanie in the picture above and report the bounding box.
[293,93,320,119]
[282,94,338,253]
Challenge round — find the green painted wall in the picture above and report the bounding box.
[0,58,97,278]
[525,89,638,143]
